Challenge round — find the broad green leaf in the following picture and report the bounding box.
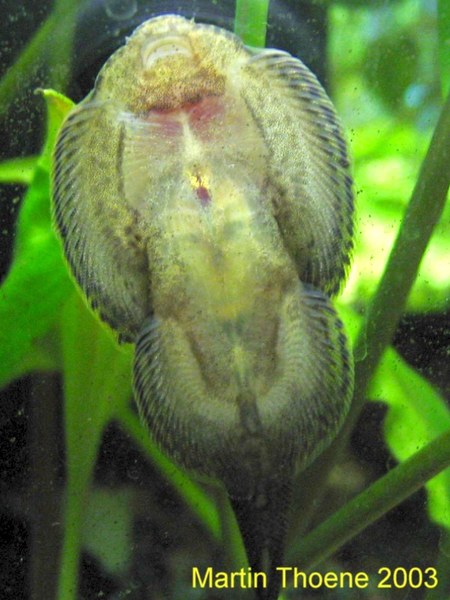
[57,290,221,598]
[58,292,133,600]
[0,172,71,387]
[338,305,450,531]
[370,348,450,531]
[0,90,74,388]
[438,0,450,96]
[0,156,38,185]
[61,293,133,494]
[0,230,71,386]
[6,91,223,598]
[57,269,222,596]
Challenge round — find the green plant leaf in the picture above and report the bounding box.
[0,156,38,185]
[338,304,450,532]
[234,0,269,47]
[58,292,133,600]
[370,348,450,531]
[0,90,74,388]
[116,407,221,542]
[82,486,134,577]
[0,88,222,598]
[0,1,85,116]
[0,14,54,117]
[438,0,450,95]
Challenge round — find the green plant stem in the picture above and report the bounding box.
[438,0,450,95]
[215,490,248,571]
[0,1,83,117]
[0,14,55,116]
[57,484,87,600]
[0,156,38,184]
[293,89,450,532]
[234,0,270,47]
[288,428,450,568]
[47,0,85,93]
[351,88,450,425]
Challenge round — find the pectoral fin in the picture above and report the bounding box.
[52,101,150,342]
[240,50,354,296]
[133,315,239,476]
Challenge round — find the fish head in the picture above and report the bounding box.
[95,14,243,112]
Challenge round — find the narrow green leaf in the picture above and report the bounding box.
[438,0,450,95]
[58,292,133,600]
[0,2,84,116]
[46,0,86,93]
[117,407,221,542]
[0,156,38,184]
[288,428,450,569]
[0,14,55,116]
[217,490,248,570]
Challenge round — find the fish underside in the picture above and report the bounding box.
[52,15,355,600]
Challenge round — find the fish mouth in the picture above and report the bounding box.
[141,35,193,70]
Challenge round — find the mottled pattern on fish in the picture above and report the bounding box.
[52,15,354,600]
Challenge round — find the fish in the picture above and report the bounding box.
[52,14,354,600]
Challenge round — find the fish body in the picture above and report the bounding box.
[52,15,354,599]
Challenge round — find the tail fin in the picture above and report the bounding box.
[228,477,292,600]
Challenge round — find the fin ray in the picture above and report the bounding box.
[133,282,353,490]
[241,49,354,295]
[53,100,151,341]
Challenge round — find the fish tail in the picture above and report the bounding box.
[228,477,292,600]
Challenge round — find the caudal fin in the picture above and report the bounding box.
[228,477,292,600]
